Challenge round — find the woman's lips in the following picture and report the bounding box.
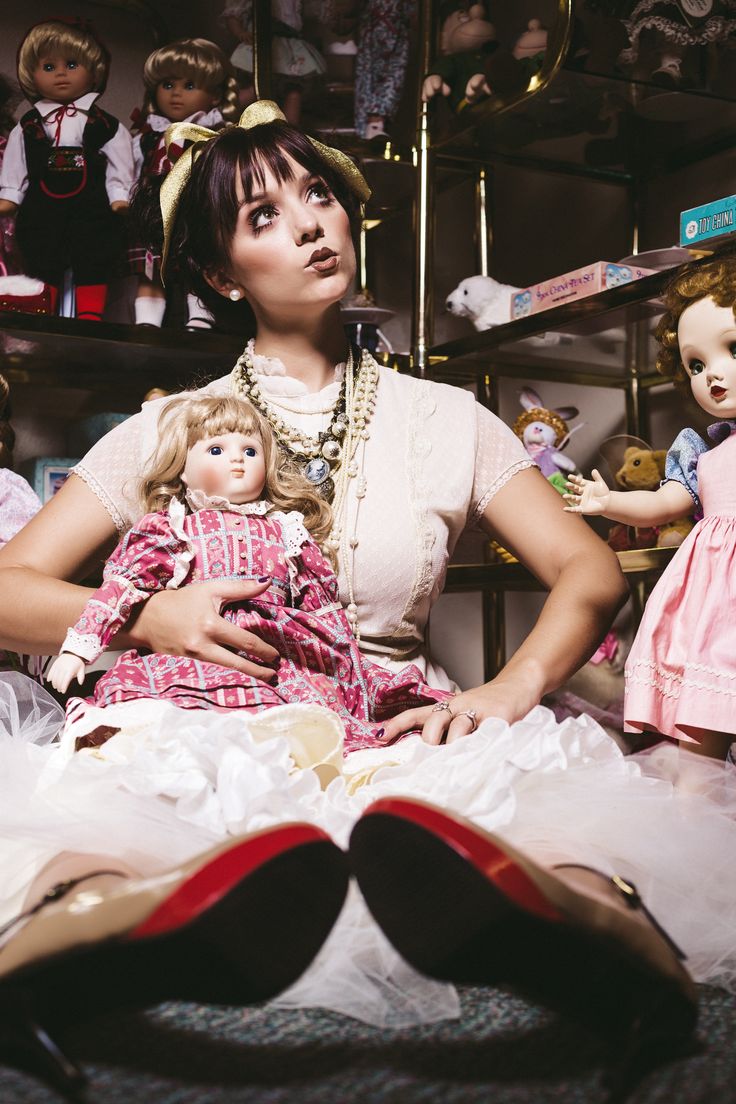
[308,249,338,273]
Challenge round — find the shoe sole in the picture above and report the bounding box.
[3,829,349,1023]
[350,800,697,1040]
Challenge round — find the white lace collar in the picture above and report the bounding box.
[184,488,272,515]
[245,338,345,405]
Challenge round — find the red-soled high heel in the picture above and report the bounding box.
[0,823,348,1094]
[349,797,697,1056]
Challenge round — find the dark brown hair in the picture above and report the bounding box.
[166,121,361,332]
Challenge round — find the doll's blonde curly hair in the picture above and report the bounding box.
[139,394,334,553]
[17,21,110,101]
[136,38,240,126]
[656,256,736,387]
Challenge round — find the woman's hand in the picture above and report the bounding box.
[126,577,279,680]
[378,674,539,747]
[563,469,611,515]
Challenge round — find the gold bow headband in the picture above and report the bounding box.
[159,99,371,280]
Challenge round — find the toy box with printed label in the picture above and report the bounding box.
[511,262,655,319]
[680,195,736,249]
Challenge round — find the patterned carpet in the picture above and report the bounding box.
[2,984,736,1104]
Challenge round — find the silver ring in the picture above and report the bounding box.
[431,700,452,713]
[454,709,478,732]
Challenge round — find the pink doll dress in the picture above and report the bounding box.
[624,422,736,742]
[62,492,448,750]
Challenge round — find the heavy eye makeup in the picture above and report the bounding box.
[245,177,335,236]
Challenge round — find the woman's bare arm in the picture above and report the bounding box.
[381,467,629,743]
[0,474,278,676]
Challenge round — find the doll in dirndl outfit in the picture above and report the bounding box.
[47,393,449,750]
[0,19,134,321]
[564,256,736,770]
[128,39,239,328]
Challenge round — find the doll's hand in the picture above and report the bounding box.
[563,469,611,515]
[46,653,85,694]
[0,200,18,216]
[465,73,491,102]
[422,74,451,101]
[110,200,129,212]
[129,577,279,680]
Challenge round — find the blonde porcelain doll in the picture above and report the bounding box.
[48,394,448,749]
[565,256,736,762]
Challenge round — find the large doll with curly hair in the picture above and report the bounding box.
[564,256,736,763]
[47,393,448,750]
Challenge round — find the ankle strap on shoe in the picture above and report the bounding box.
[552,863,687,961]
[0,870,126,942]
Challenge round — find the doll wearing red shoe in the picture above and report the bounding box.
[0,19,134,321]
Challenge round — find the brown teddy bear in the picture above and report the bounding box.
[606,444,693,551]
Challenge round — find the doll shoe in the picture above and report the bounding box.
[349,798,697,1049]
[0,824,348,1094]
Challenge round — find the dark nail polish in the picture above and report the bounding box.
[376,727,385,740]
[258,575,271,583]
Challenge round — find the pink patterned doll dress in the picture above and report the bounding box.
[624,421,736,743]
[62,491,448,750]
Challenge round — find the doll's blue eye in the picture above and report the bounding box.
[67,60,78,70]
[730,343,736,358]
[208,445,223,455]
[245,447,257,457]
[185,81,195,90]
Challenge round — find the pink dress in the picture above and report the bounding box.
[62,495,448,750]
[624,425,736,743]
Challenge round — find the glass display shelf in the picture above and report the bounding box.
[432,69,736,182]
[0,312,243,396]
[445,546,676,593]
[428,248,735,385]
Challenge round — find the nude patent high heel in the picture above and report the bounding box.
[0,824,349,1094]
[349,798,697,1054]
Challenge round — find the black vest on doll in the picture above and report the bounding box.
[15,103,124,286]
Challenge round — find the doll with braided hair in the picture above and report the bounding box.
[128,39,239,328]
[565,256,736,764]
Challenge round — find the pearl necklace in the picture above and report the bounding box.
[230,346,379,639]
[232,347,355,500]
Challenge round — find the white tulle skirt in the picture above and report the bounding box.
[2,672,736,1027]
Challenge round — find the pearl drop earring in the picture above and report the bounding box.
[229,288,242,302]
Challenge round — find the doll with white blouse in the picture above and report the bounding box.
[222,0,326,125]
[564,256,736,763]
[128,39,239,328]
[48,393,448,749]
[0,19,134,321]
